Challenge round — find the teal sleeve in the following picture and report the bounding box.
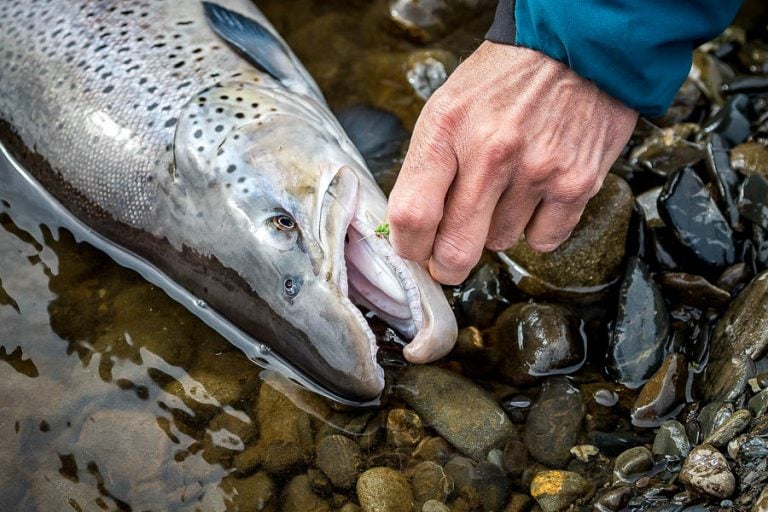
[486,0,744,117]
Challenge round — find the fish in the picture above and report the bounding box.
[0,0,457,402]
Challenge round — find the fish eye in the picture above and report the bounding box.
[272,214,296,231]
[283,276,301,298]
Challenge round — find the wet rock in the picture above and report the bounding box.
[413,437,454,464]
[739,173,768,230]
[716,262,751,294]
[613,447,654,482]
[31,470,103,512]
[636,187,664,228]
[530,470,590,512]
[629,123,704,175]
[569,445,599,463]
[631,353,689,428]
[748,389,768,417]
[524,377,585,467]
[731,142,768,178]
[281,474,331,512]
[727,434,768,463]
[444,456,476,491]
[452,326,487,360]
[491,302,584,386]
[754,485,768,512]
[652,420,691,458]
[593,389,619,407]
[658,167,735,270]
[698,271,768,401]
[704,94,753,147]
[502,440,530,480]
[698,402,735,440]
[411,461,453,509]
[607,257,670,388]
[596,485,634,511]
[679,444,735,499]
[315,435,362,490]
[221,471,276,512]
[385,0,491,43]
[659,272,732,308]
[357,467,414,512]
[387,409,424,448]
[499,174,633,302]
[500,394,531,424]
[235,383,312,475]
[457,263,510,328]
[504,493,533,512]
[704,409,752,447]
[422,501,450,512]
[395,366,516,461]
[473,461,511,511]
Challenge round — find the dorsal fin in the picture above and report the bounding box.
[202,2,321,97]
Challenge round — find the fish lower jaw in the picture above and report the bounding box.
[343,216,424,341]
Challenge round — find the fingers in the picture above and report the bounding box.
[485,181,543,251]
[428,160,508,284]
[524,180,595,251]
[387,108,459,262]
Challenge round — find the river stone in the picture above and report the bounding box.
[658,272,732,308]
[31,470,103,512]
[458,263,510,328]
[357,467,414,512]
[422,501,450,512]
[704,408,752,447]
[698,402,735,440]
[491,302,584,385]
[385,0,492,43]
[754,484,768,512]
[387,408,424,448]
[613,447,654,482]
[499,174,633,301]
[731,141,768,178]
[395,366,516,461]
[629,123,704,175]
[236,382,313,475]
[698,271,768,401]
[596,485,633,512]
[530,470,590,512]
[221,471,276,512]
[523,377,585,467]
[727,434,768,463]
[749,389,768,417]
[411,461,453,509]
[315,435,362,490]
[607,257,670,389]
[652,420,691,458]
[281,474,331,512]
[631,353,688,428]
[679,444,735,499]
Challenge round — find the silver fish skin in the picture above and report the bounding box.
[0,0,457,400]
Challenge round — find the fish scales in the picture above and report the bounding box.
[0,0,263,228]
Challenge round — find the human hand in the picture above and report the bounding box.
[387,41,639,285]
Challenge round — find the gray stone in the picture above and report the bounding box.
[530,470,590,512]
[395,366,516,461]
[679,444,735,499]
[752,482,768,512]
[749,389,768,417]
[315,435,362,490]
[421,501,450,512]
[524,378,585,467]
[652,420,691,458]
[411,461,453,509]
[698,402,734,440]
[727,434,768,463]
[699,271,768,401]
[613,446,654,482]
[704,408,752,447]
[357,467,414,512]
[491,302,584,386]
[499,174,634,302]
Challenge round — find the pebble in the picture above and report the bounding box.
[357,467,414,512]
[387,408,424,448]
[752,482,768,512]
[749,389,768,417]
[596,485,634,511]
[613,446,654,482]
[698,402,735,439]
[457,263,510,328]
[221,471,275,512]
[629,123,704,175]
[523,377,585,467]
[704,408,752,446]
[679,444,736,499]
[491,302,584,386]
[530,470,591,512]
[279,474,330,512]
[421,501,450,512]
[395,366,516,461]
[499,174,634,302]
[315,435,362,490]
[570,445,599,463]
[731,141,768,178]
[699,271,768,401]
[652,420,691,458]
[607,257,670,389]
[411,461,453,509]
[727,434,768,463]
[658,272,732,308]
[502,440,530,480]
[631,353,689,427]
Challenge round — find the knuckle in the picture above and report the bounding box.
[476,135,516,170]
[433,235,478,271]
[389,203,441,234]
[424,93,463,133]
[553,177,595,204]
[485,237,517,252]
[520,154,558,183]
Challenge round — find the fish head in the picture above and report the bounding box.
[166,81,455,401]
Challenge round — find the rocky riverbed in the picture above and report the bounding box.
[0,0,767,511]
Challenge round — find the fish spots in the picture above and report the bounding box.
[215,125,224,133]
[227,165,236,173]
[194,129,203,139]
[164,118,177,128]
[102,85,114,94]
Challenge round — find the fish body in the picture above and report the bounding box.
[0,0,457,401]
